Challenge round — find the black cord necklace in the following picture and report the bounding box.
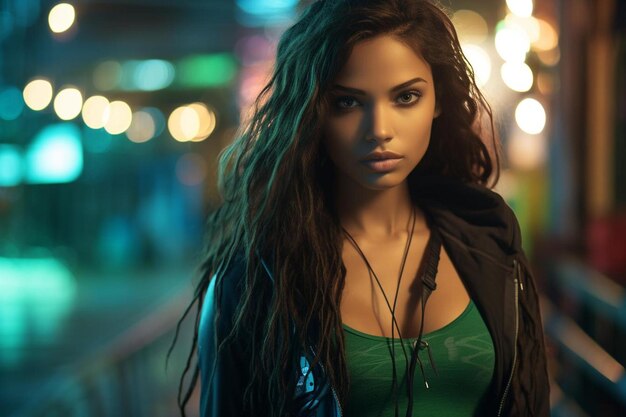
[342,206,442,417]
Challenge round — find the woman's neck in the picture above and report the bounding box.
[333,175,426,240]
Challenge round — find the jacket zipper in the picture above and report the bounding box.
[497,258,521,416]
[330,384,343,417]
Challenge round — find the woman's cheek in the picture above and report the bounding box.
[323,124,357,157]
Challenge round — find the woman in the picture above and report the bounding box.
[172,0,550,416]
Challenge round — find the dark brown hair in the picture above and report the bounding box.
[171,1,500,415]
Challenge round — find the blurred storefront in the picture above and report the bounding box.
[538,0,626,415]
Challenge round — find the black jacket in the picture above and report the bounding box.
[197,175,551,416]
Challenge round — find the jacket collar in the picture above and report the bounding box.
[410,174,521,269]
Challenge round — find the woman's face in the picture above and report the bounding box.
[322,35,440,190]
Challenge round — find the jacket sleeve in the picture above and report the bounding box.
[197,262,249,417]
[515,250,551,416]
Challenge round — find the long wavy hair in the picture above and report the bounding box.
[170,0,500,416]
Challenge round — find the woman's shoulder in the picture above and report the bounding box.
[414,177,523,255]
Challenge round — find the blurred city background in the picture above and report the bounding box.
[0,0,624,416]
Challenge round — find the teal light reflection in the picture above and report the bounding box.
[0,256,77,366]
[134,59,175,91]
[120,59,175,91]
[236,0,297,26]
[236,0,298,15]
[25,123,83,184]
[0,145,23,186]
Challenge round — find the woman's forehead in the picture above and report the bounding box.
[332,35,433,90]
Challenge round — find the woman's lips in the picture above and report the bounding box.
[361,157,403,172]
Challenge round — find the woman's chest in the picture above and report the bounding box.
[339,231,471,338]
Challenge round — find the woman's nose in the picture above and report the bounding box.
[365,103,393,143]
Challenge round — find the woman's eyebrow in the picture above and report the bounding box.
[331,77,427,95]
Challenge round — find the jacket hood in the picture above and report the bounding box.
[409,175,522,263]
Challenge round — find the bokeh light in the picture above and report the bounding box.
[236,0,298,26]
[23,79,53,111]
[505,14,540,42]
[168,106,199,142]
[103,101,133,135]
[508,133,547,170]
[461,44,491,87]
[133,59,175,91]
[495,19,530,63]
[119,59,176,91]
[0,256,77,363]
[537,48,560,66]
[53,87,83,120]
[26,123,83,184]
[234,35,276,66]
[177,54,237,88]
[236,0,299,14]
[452,10,489,44]
[500,62,534,92]
[81,95,109,129]
[0,145,23,186]
[238,62,273,113]
[188,103,217,142]
[533,18,559,51]
[48,3,75,34]
[506,0,533,18]
[515,98,546,135]
[126,110,156,143]
[536,72,556,95]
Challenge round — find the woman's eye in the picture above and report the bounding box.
[333,91,422,110]
[335,96,359,109]
[397,91,422,105]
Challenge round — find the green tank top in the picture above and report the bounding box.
[341,300,495,417]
